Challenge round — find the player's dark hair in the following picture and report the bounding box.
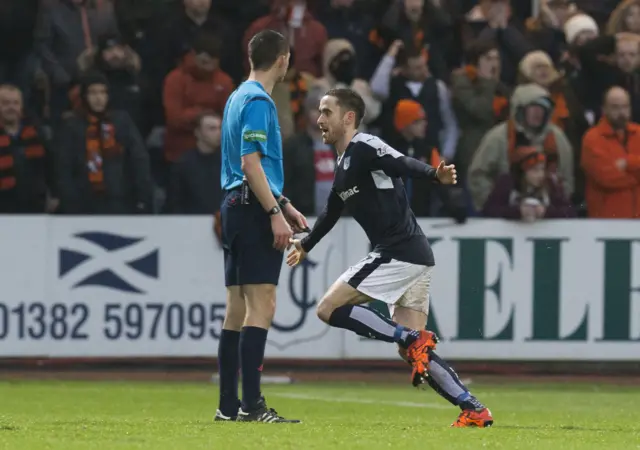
[248,30,289,71]
[326,88,366,128]
[192,31,222,58]
[195,110,221,129]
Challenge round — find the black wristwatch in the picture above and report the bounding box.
[278,196,290,209]
[267,205,281,216]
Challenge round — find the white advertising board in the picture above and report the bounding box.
[0,217,638,361]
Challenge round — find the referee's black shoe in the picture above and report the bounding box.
[237,397,301,423]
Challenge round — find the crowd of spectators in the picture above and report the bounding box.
[2,0,640,231]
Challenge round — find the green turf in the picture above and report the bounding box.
[0,379,638,449]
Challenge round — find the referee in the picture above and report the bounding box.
[215,30,307,424]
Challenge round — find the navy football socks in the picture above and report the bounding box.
[217,329,240,416]
[425,350,486,411]
[328,304,420,348]
[240,326,268,411]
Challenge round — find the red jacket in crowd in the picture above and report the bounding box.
[163,52,234,163]
[581,119,640,218]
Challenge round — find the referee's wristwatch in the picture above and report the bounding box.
[268,205,282,216]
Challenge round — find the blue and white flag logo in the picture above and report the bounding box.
[59,232,159,294]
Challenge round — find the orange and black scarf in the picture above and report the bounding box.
[507,120,558,174]
[0,123,46,191]
[289,73,308,132]
[368,28,430,62]
[549,90,570,130]
[85,114,122,191]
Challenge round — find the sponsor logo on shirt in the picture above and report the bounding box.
[338,186,359,201]
[243,130,267,142]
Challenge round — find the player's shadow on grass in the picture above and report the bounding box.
[0,425,18,431]
[499,425,633,433]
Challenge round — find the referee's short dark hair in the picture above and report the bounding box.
[248,30,290,71]
[326,88,366,128]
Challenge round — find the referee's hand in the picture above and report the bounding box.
[271,212,293,251]
[283,202,309,233]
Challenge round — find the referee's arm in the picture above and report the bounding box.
[240,101,281,213]
[241,153,279,211]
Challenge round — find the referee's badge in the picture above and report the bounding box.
[343,156,351,170]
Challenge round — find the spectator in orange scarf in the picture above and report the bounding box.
[483,146,574,220]
[518,50,589,205]
[56,72,152,214]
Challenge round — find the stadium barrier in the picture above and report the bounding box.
[0,216,638,362]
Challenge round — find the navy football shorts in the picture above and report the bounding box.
[220,189,284,287]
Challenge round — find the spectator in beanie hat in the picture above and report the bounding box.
[311,38,381,129]
[518,50,589,206]
[468,83,574,211]
[56,71,152,214]
[483,145,574,220]
[391,98,466,222]
[560,13,599,122]
[393,99,433,160]
[564,12,599,47]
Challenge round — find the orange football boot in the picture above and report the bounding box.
[451,408,494,428]
[406,330,438,387]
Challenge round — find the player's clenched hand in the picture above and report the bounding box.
[283,203,309,233]
[286,239,307,267]
[271,213,293,251]
[436,161,457,185]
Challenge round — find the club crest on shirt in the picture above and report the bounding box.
[376,144,389,157]
[343,156,351,170]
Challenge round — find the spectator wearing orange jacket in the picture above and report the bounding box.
[582,86,640,218]
[163,31,233,164]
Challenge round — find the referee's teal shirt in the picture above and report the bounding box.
[220,81,284,197]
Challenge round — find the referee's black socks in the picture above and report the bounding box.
[240,326,268,411]
[217,329,241,416]
[328,305,420,348]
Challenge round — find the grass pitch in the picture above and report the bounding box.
[0,379,638,449]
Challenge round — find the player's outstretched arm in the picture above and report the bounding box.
[372,150,457,185]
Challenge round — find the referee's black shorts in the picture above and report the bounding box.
[220,188,284,287]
